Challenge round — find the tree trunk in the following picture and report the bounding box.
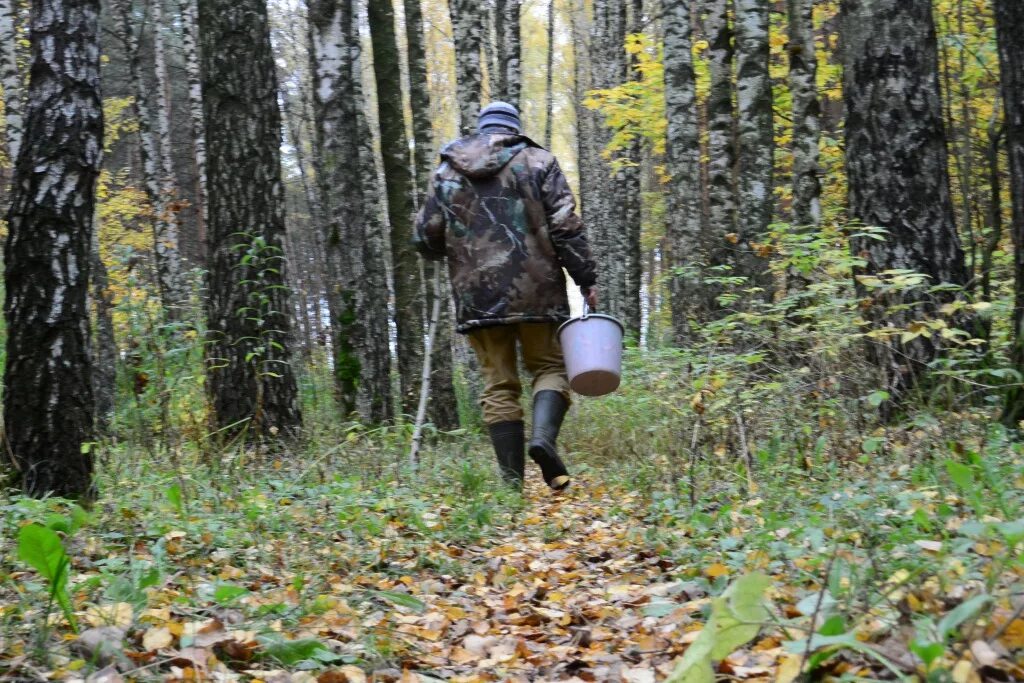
[91,222,117,432]
[150,0,184,309]
[199,0,302,437]
[703,0,736,311]
[619,0,643,338]
[492,0,521,107]
[995,0,1024,426]
[176,0,207,258]
[544,0,555,149]
[841,0,968,406]
[450,0,483,133]
[4,0,102,498]
[733,0,773,292]
[0,0,23,163]
[113,0,183,313]
[664,0,702,344]
[368,0,423,419]
[787,0,820,228]
[309,0,393,424]
[405,0,459,431]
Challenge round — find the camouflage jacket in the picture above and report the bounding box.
[413,133,597,333]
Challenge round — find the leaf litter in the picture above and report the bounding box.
[2,446,1024,682]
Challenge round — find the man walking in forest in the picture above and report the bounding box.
[414,102,598,491]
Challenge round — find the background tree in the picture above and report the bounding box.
[368,0,423,418]
[0,0,23,167]
[450,0,483,133]
[733,0,773,293]
[841,0,968,405]
[308,0,393,423]
[4,0,103,497]
[199,0,302,437]
[491,0,521,107]
[996,0,1024,425]
[405,0,460,430]
[787,0,821,230]
[664,0,701,343]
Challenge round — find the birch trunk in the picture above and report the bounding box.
[995,0,1024,425]
[368,0,424,419]
[786,0,820,228]
[702,0,735,312]
[841,0,968,406]
[91,222,116,432]
[176,0,207,255]
[450,0,483,133]
[543,0,554,148]
[199,0,302,437]
[309,0,393,424]
[733,0,773,293]
[492,0,521,107]
[4,0,102,498]
[0,0,23,163]
[620,0,643,337]
[150,0,184,306]
[113,0,182,312]
[663,0,702,343]
[405,0,459,431]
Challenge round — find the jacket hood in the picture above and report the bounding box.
[440,133,539,179]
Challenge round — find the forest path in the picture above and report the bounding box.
[383,476,759,683]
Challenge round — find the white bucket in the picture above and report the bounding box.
[557,305,624,397]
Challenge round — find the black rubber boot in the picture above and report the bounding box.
[528,391,571,490]
[488,421,525,487]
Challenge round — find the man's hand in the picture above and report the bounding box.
[582,286,598,311]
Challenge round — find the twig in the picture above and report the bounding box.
[409,268,443,469]
[688,416,702,509]
[798,548,838,682]
[734,402,754,488]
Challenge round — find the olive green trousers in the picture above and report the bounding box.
[467,322,571,425]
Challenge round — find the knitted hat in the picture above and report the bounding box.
[478,101,523,134]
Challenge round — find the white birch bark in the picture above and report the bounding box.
[664,0,701,342]
[113,0,181,311]
[733,0,774,292]
[787,0,820,228]
[0,0,23,162]
[176,0,207,248]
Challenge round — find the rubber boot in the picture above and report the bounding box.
[528,390,571,490]
[488,421,525,487]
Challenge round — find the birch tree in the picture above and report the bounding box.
[787,0,820,229]
[0,0,23,163]
[4,0,102,497]
[664,0,702,342]
[199,0,302,436]
[176,0,207,251]
[492,0,521,107]
[995,0,1024,426]
[451,0,483,133]
[112,0,183,311]
[733,0,773,292]
[405,0,460,430]
[841,0,968,405]
[308,0,393,423]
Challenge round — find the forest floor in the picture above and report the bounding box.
[2,427,1024,682]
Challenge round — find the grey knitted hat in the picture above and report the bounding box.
[478,101,522,134]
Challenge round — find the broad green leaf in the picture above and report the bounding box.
[936,594,990,639]
[260,636,344,666]
[910,640,945,666]
[213,583,250,604]
[18,524,68,586]
[945,460,974,490]
[370,590,426,613]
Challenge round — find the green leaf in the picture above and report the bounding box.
[867,390,890,407]
[18,524,68,586]
[370,590,426,614]
[936,595,990,640]
[643,602,677,618]
[909,640,945,666]
[166,483,184,515]
[945,460,974,490]
[260,637,344,666]
[213,583,250,604]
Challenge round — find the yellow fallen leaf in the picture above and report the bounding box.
[952,660,981,683]
[84,602,134,629]
[142,626,174,651]
[704,563,730,578]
